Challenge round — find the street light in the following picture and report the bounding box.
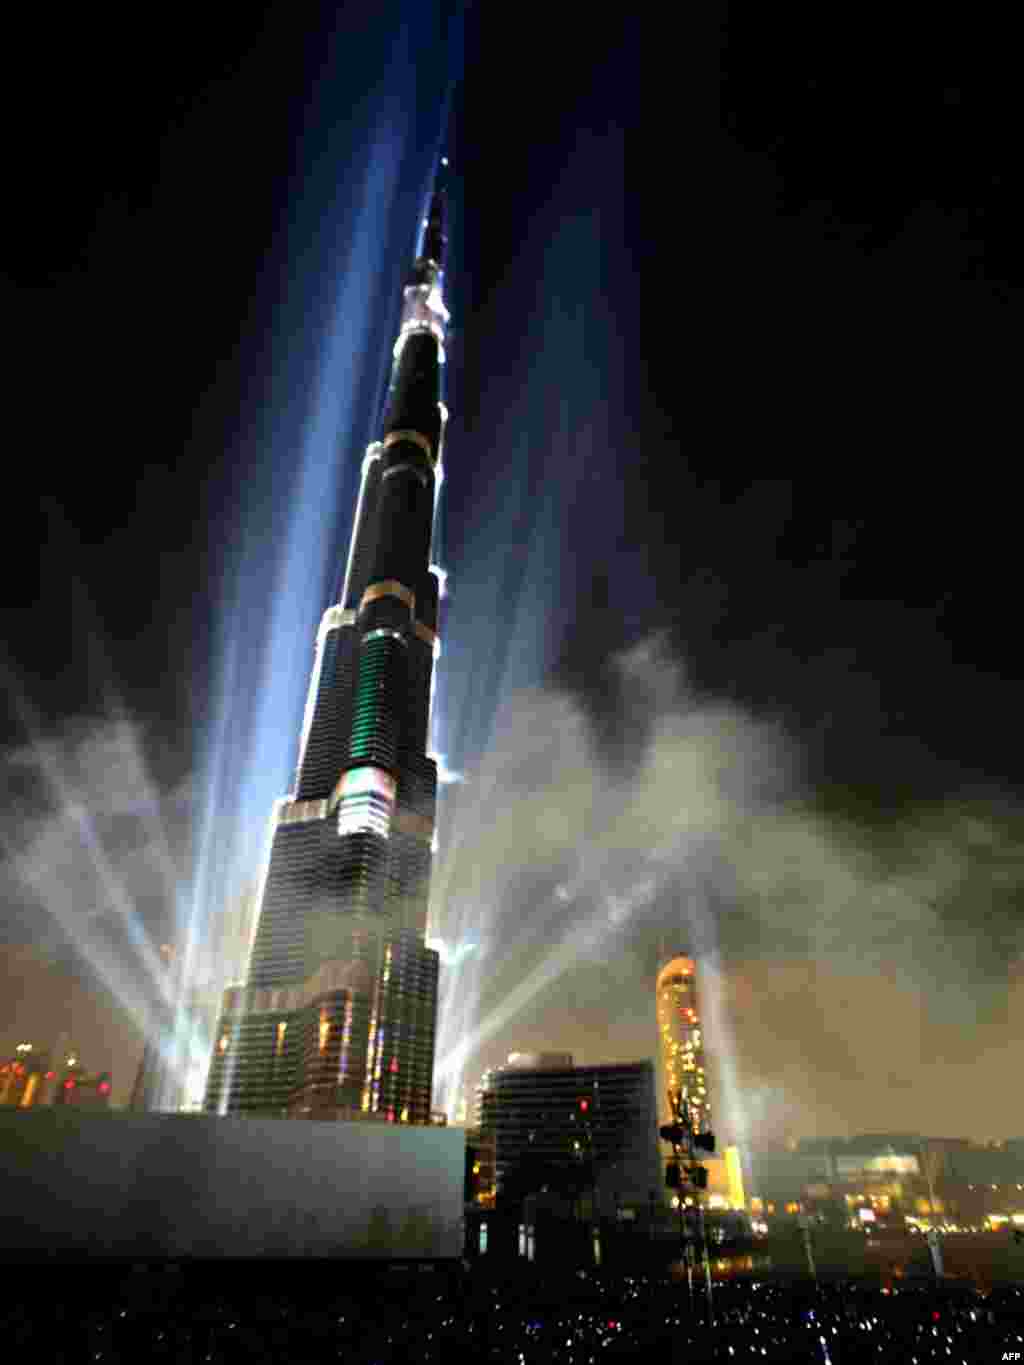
[661,1089,715,1327]
[919,1140,945,1279]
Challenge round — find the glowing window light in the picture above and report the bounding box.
[276,1021,287,1056]
[319,1010,330,1053]
[334,766,397,840]
[338,994,353,1081]
[334,766,397,804]
[218,1036,229,1054]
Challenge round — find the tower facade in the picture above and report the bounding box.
[477,1058,662,1215]
[655,953,710,1136]
[204,181,451,1124]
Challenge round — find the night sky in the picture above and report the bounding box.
[1,6,1020,1140]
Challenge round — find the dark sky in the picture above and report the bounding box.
[1,6,1020,1138]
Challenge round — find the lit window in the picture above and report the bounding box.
[218,1036,229,1054]
[276,1021,287,1056]
[334,766,397,839]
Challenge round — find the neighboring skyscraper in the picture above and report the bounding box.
[1,1044,111,1110]
[0,1044,52,1109]
[655,953,710,1135]
[477,1056,662,1214]
[55,1065,113,1110]
[205,173,451,1124]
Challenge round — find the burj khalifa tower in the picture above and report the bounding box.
[204,173,450,1124]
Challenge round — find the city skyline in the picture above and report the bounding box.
[1,7,1021,1145]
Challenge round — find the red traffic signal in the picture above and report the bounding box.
[578,1098,590,1113]
[98,1081,111,1095]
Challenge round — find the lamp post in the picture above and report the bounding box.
[919,1141,945,1279]
[661,1088,715,1327]
[797,1212,818,1286]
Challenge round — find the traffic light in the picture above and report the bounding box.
[660,1123,685,1146]
[665,1162,681,1189]
[693,1132,716,1154]
[578,1097,590,1115]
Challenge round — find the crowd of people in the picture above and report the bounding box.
[2,1264,1022,1362]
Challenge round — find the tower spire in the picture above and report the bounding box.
[416,164,447,273]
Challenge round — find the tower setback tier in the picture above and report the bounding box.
[204,177,451,1124]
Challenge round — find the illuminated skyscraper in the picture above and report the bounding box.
[655,953,710,1135]
[204,172,451,1124]
[1,1044,111,1110]
[0,1045,52,1109]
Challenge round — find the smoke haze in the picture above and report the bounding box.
[434,633,1024,1141]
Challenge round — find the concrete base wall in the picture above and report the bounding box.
[0,1110,464,1259]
